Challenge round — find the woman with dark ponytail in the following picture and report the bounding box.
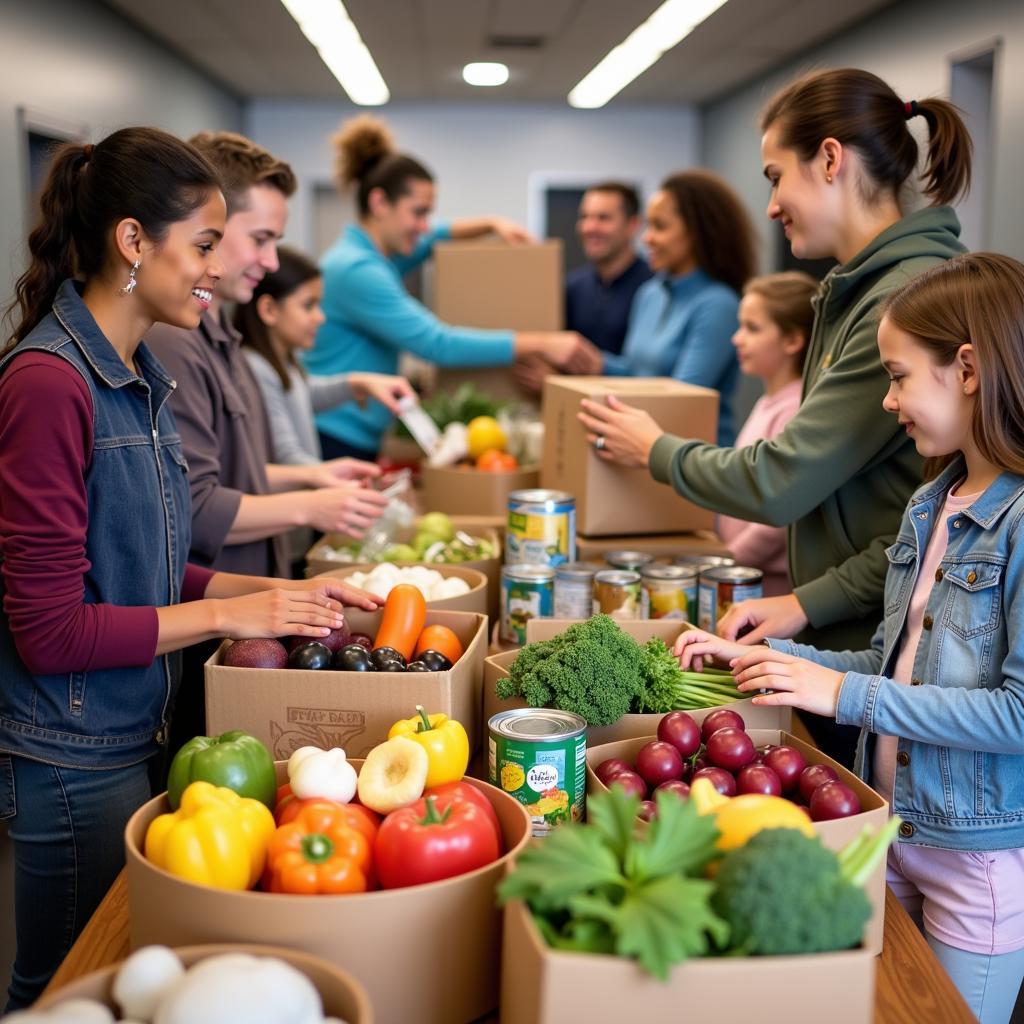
[0,128,379,1009]
[579,68,970,766]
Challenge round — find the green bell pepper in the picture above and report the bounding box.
[167,731,276,811]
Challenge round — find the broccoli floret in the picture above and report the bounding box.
[495,615,646,726]
[711,828,871,956]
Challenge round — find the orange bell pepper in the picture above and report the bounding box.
[264,801,372,894]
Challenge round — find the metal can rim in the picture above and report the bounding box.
[699,565,765,584]
[488,708,588,740]
[641,564,697,581]
[502,564,557,582]
[594,569,641,585]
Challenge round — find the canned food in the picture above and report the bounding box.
[501,564,555,645]
[592,569,642,619]
[640,564,698,622]
[505,489,576,568]
[604,550,655,572]
[488,709,586,837]
[554,562,598,620]
[698,566,764,632]
[673,554,736,573]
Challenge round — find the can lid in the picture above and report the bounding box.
[605,550,655,569]
[594,569,641,585]
[641,563,696,581]
[489,708,587,739]
[700,565,764,584]
[508,489,575,505]
[555,561,599,580]
[673,554,736,570]
[503,563,557,582]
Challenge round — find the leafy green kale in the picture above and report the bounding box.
[636,637,685,713]
[495,615,647,725]
[498,786,727,979]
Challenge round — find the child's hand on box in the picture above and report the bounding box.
[732,647,844,718]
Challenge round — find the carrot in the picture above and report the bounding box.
[374,584,427,660]
[414,625,464,665]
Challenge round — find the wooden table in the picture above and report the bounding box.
[46,872,974,1022]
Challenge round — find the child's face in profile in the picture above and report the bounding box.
[732,293,803,384]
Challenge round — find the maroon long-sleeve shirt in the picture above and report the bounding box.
[0,352,214,676]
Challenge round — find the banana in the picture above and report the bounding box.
[357,736,430,813]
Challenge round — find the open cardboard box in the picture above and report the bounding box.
[500,898,875,1024]
[482,619,791,750]
[312,563,489,617]
[36,944,374,1023]
[586,730,889,955]
[417,463,540,518]
[541,377,718,537]
[306,516,503,622]
[205,609,488,759]
[124,765,530,1024]
[577,530,730,562]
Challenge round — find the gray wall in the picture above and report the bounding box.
[0,0,243,303]
[245,100,701,258]
[701,0,1024,271]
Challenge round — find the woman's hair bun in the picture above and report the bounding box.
[332,115,395,189]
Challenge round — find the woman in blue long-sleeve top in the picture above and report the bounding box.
[307,116,600,459]
[602,170,757,445]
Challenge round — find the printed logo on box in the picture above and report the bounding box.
[270,707,366,758]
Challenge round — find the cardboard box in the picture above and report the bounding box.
[481,619,791,750]
[418,463,540,518]
[541,377,718,536]
[577,530,730,562]
[124,767,531,1024]
[312,564,489,617]
[306,516,504,622]
[500,898,875,1024]
[36,944,374,1023]
[205,609,488,759]
[586,730,889,955]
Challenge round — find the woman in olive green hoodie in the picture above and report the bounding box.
[579,69,971,764]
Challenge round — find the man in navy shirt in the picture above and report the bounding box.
[565,182,652,355]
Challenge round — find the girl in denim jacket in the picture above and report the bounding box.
[677,253,1024,1022]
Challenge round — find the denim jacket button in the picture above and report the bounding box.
[934,568,944,582]
[966,570,978,584]
[953,519,962,528]
[154,727,167,745]
[896,751,911,767]
[917,511,929,520]
[923,615,934,630]
[899,821,915,838]
[911,677,924,686]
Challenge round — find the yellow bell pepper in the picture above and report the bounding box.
[144,780,276,890]
[388,705,469,788]
[689,776,815,854]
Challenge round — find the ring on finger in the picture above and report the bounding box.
[593,435,606,451]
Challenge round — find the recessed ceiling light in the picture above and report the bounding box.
[569,0,728,108]
[463,62,510,87]
[280,0,390,105]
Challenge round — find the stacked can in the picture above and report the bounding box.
[697,566,764,632]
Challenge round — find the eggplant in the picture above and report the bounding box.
[332,644,374,672]
[287,641,332,670]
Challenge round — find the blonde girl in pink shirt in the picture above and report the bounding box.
[718,273,817,594]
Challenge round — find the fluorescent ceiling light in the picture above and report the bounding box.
[569,0,728,108]
[463,62,510,87]
[280,0,390,105]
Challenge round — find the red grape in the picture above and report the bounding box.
[657,711,701,759]
[798,763,840,804]
[700,708,746,743]
[637,800,658,822]
[608,770,648,799]
[595,758,632,786]
[736,764,783,796]
[692,766,736,797]
[809,780,862,821]
[763,746,807,794]
[635,740,685,788]
[705,727,756,772]
[655,779,691,800]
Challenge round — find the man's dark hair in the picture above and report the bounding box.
[585,181,641,220]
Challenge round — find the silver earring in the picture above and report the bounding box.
[120,259,140,296]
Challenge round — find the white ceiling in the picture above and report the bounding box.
[101,0,897,105]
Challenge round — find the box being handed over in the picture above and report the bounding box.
[541,376,718,537]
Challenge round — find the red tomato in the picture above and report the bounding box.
[422,781,502,850]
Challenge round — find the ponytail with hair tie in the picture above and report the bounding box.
[903,100,919,120]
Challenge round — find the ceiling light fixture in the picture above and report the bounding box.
[280,0,390,105]
[463,62,510,87]
[568,0,728,108]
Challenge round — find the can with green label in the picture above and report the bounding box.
[488,708,587,837]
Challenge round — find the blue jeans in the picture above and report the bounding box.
[0,754,154,1011]
[927,935,1024,1024]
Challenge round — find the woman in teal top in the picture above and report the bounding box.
[307,116,599,459]
[602,170,757,445]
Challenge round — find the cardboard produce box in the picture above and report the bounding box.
[36,944,373,1023]
[586,730,889,955]
[577,530,730,562]
[124,767,530,1024]
[313,564,489,617]
[541,377,718,537]
[418,463,540,518]
[482,619,791,749]
[500,898,875,1024]
[205,609,487,759]
[306,516,503,622]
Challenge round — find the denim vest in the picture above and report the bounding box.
[773,457,1024,850]
[0,281,191,768]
